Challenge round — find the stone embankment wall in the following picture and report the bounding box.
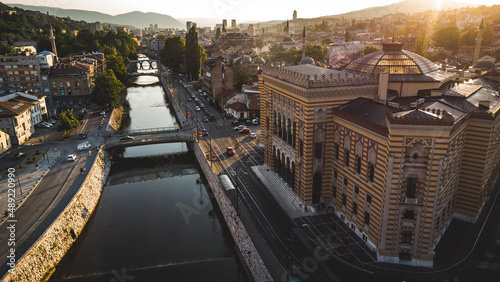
[1,150,111,282]
[193,143,273,281]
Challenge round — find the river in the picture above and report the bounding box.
[50,62,248,281]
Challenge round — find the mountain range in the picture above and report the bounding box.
[6,3,184,29]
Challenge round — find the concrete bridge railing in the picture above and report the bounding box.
[106,134,196,149]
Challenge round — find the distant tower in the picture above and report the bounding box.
[222,19,227,30]
[473,18,483,65]
[293,10,297,20]
[49,24,58,62]
[231,19,236,29]
[302,26,306,59]
[186,21,193,31]
[284,20,289,34]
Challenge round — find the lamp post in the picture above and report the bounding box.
[16,175,23,195]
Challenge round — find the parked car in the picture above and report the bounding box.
[12,152,25,160]
[195,106,201,111]
[226,147,235,156]
[201,129,209,136]
[187,98,192,102]
[245,119,252,125]
[234,125,245,131]
[36,123,50,128]
[252,118,260,125]
[239,128,251,133]
[79,132,87,139]
[77,141,92,151]
[191,94,196,98]
[120,136,134,141]
[203,117,209,123]
[67,154,76,161]
[100,111,106,115]
[250,132,257,139]
[209,115,216,121]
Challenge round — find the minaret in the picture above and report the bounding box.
[473,18,483,65]
[301,27,306,59]
[49,24,58,62]
[284,20,290,34]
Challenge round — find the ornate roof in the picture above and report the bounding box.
[346,43,438,75]
[299,56,315,65]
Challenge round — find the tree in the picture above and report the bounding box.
[355,46,380,58]
[0,44,14,55]
[321,37,334,46]
[185,27,202,80]
[59,110,79,131]
[432,25,459,50]
[345,30,352,42]
[414,31,429,57]
[105,54,127,84]
[160,36,185,73]
[256,38,265,49]
[90,70,124,108]
[215,27,221,40]
[233,69,252,91]
[305,45,327,63]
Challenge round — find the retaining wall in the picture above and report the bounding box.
[1,150,111,281]
[193,143,273,281]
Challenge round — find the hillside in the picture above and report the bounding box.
[7,3,184,29]
[319,0,476,19]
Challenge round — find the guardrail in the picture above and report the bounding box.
[106,134,196,149]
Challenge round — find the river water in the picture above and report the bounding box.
[50,64,248,281]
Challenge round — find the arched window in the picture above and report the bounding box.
[368,163,375,182]
[356,156,362,174]
[344,149,350,167]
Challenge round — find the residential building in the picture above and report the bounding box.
[258,42,500,267]
[49,62,93,111]
[202,58,234,108]
[0,129,11,154]
[0,52,41,95]
[0,92,47,145]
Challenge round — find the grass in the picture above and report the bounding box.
[1,150,48,177]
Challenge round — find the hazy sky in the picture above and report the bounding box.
[3,0,499,21]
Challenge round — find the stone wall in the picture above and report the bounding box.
[193,143,273,281]
[1,150,111,282]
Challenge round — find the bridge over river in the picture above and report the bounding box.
[104,126,198,149]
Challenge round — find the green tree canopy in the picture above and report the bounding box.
[345,30,352,42]
[432,25,460,50]
[160,36,185,73]
[185,27,202,80]
[321,37,334,46]
[414,31,429,57]
[59,110,79,131]
[256,38,265,49]
[0,44,14,55]
[233,69,252,91]
[90,70,125,108]
[105,54,127,84]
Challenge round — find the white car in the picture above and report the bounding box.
[250,133,257,138]
[195,106,201,111]
[67,154,76,161]
[77,142,92,151]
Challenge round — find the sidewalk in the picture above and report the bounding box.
[0,148,63,223]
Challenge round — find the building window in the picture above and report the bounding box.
[352,202,358,216]
[356,156,361,174]
[364,212,370,226]
[343,177,348,188]
[334,143,339,160]
[354,185,359,195]
[406,177,417,198]
[344,149,350,167]
[342,194,347,206]
[315,143,322,159]
[403,210,414,220]
[368,163,374,182]
[299,139,303,156]
[366,194,372,205]
[402,230,412,244]
[333,170,338,180]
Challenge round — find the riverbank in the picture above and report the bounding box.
[1,150,111,281]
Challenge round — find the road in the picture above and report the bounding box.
[0,110,109,277]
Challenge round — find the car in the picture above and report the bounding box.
[209,115,216,121]
[252,118,260,125]
[226,147,235,156]
[194,98,199,102]
[36,123,50,128]
[100,111,106,115]
[201,129,209,136]
[232,120,240,126]
[194,106,201,111]
[239,128,251,133]
[187,98,192,102]
[46,119,57,125]
[67,154,76,161]
[198,89,202,93]
[77,141,92,151]
[43,121,54,127]
[191,94,196,98]
[12,152,25,160]
[250,132,257,138]
[234,125,245,131]
[79,132,87,139]
[120,135,134,141]
[200,103,205,107]
[203,117,209,123]
[51,114,61,120]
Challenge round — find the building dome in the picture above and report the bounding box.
[473,60,496,70]
[282,36,295,43]
[346,43,438,75]
[299,56,315,65]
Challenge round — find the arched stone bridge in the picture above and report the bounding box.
[129,59,158,69]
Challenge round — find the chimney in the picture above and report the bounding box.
[378,72,389,105]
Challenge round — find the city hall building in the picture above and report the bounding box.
[258,43,500,267]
